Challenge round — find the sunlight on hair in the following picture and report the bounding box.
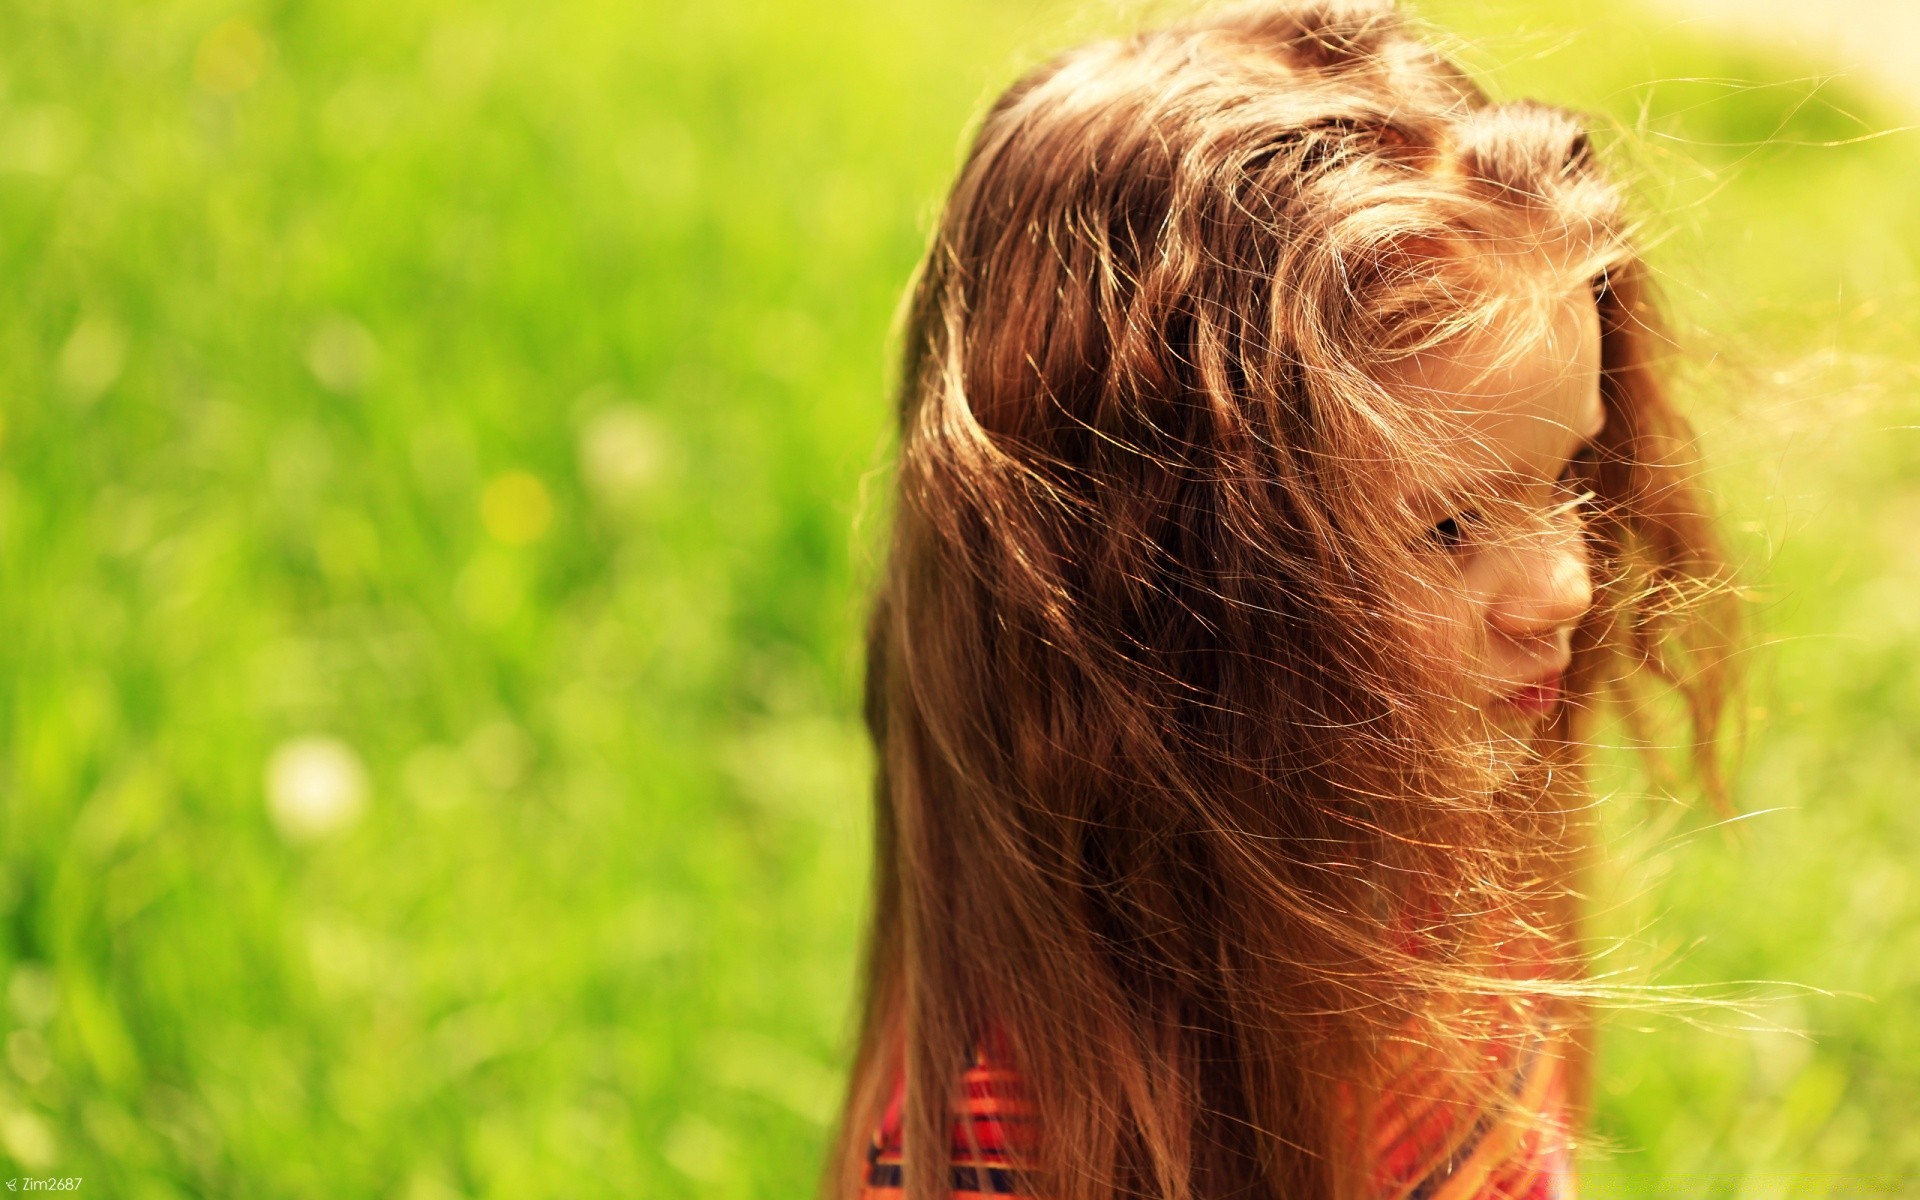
[834,3,1745,1197]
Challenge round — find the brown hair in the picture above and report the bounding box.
[831,2,1737,1197]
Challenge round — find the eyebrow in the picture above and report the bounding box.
[1400,412,1607,525]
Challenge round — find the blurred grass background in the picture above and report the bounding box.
[0,0,1914,1196]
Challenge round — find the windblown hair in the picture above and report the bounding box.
[831,3,1737,1198]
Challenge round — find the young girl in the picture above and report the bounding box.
[830,3,1736,1197]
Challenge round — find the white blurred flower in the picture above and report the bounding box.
[265,735,368,841]
[578,404,666,506]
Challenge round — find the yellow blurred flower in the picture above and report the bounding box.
[195,18,271,96]
[480,470,553,546]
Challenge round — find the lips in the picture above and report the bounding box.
[1501,672,1563,716]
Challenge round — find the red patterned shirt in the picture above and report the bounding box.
[857,1029,1575,1200]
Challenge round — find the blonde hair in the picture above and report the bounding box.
[832,3,1738,1197]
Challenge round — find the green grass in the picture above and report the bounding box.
[0,0,1916,1195]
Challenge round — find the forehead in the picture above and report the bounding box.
[1381,268,1604,496]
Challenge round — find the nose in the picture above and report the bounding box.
[1485,523,1594,642]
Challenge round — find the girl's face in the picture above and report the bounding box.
[1387,258,1605,727]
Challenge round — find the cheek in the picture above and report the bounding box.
[1393,570,1488,681]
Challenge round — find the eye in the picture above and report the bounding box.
[1559,442,1597,483]
[1427,509,1480,552]
[1556,442,1601,499]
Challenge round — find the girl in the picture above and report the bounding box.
[830,2,1737,1197]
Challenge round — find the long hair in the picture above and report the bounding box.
[830,3,1737,1197]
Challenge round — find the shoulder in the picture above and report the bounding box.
[859,1045,1032,1199]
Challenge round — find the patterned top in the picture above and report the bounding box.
[858,1029,1576,1200]
[859,1045,1031,1200]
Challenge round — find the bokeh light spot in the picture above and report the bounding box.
[7,967,57,1028]
[464,719,533,792]
[55,314,126,404]
[402,744,474,812]
[0,106,85,177]
[305,315,380,395]
[661,1116,733,1183]
[0,1109,56,1170]
[453,552,525,628]
[7,1030,52,1085]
